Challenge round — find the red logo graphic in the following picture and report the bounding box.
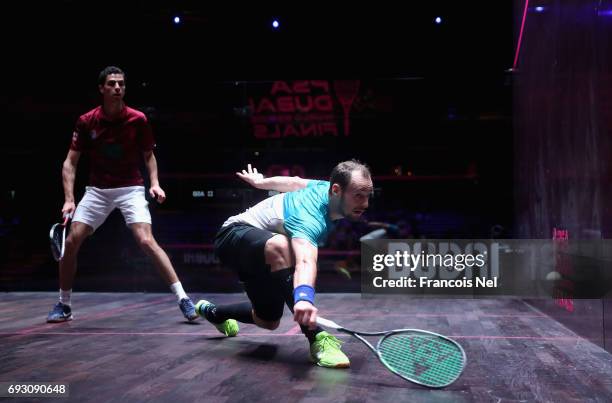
[248,80,361,138]
[333,80,360,136]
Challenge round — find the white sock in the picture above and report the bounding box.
[170,282,188,302]
[59,289,72,306]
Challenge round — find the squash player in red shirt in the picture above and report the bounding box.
[46,66,198,323]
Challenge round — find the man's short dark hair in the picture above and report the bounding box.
[329,159,371,191]
[98,66,125,86]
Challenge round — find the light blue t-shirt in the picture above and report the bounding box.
[283,180,334,247]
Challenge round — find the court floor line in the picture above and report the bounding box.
[0,331,595,341]
[322,313,547,318]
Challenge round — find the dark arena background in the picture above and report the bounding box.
[1,1,612,402]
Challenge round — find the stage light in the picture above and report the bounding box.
[434,17,442,24]
[535,6,545,13]
[173,16,181,24]
[272,19,280,29]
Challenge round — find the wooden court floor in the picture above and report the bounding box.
[1,293,611,402]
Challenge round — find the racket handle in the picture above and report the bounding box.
[316,316,342,329]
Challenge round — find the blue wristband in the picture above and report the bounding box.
[294,285,316,305]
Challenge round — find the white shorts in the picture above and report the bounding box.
[73,186,152,231]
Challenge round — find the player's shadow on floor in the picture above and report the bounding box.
[233,340,314,379]
[236,343,279,361]
[201,338,313,369]
[205,335,233,340]
[179,320,201,325]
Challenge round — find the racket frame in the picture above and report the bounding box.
[316,316,467,388]
[49,215,71,261]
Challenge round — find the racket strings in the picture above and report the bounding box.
[379,334,464,387]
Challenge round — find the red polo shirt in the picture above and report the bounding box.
[70,106,156,188]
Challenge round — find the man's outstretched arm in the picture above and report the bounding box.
[236,164,310,193]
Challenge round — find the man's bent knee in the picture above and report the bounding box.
[64,223,92,253]
[252,311,281,330]
[137,236,157,253]
[256,319,280,330]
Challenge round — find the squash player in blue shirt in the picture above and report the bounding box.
[196,160,373,368]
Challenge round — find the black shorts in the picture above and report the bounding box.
[214,223,288,322]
